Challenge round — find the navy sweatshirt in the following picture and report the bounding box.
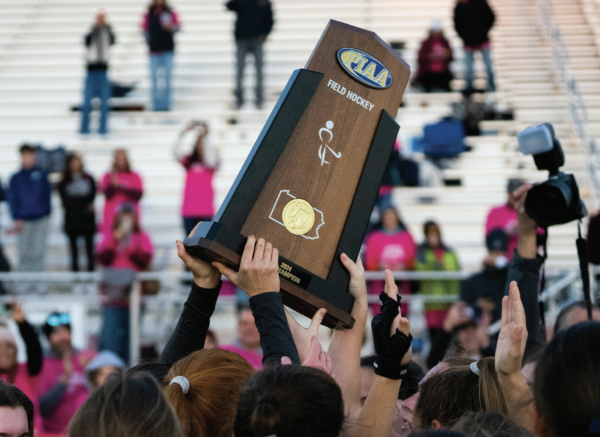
[9,167,51,220]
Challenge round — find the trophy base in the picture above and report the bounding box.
[184,222,355,329]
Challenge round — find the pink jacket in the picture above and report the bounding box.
[1,365,43,432]
[96,231,153,271]
[99,171,143,233]
[364,229,417,315]
[221,344,263,370]
[180,157,216,218]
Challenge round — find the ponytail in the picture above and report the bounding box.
[476,359,507,415]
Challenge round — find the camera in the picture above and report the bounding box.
[517,123,587,228]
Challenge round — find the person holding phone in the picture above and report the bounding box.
[96,204,153,362]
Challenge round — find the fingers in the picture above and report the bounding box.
[501,295,508,328]
[241,236,256,267]
[187,222,201,238]
[340,253,360,277]
[509,281,526,328]
[308,335,322,360]
[254,237,266,262]
[384,269,399,300]
[398,316,411,336]
[309,308,327,333]
[271,247,279,265]
[212,262,236,282]
[264,241,273,264]
[176,240,194,266]
[281,356,293,365]
[513,183,533,199]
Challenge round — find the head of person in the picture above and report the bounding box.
[112,203,140,234]
[234,364,344,437]
[381,207,403,232]
[0,381,34,437]
[553,300,600,335]
[152,0,167,6]
[485,230,508,269]
[164,349,255,437]
[86,351,126,389]
[42,312,72,354]
[429,18,444,37]
[454,319,481,356]
[533,322,600,437]
[112,149,131,173]
[451,412,532,437]
[507,178,525,207]
[19,145,36,170]
[424,221,443,248]
[125,361,171,383]
[414,357,507,430]
[237,306,260,350]
[69,372,183,437]
[96,9,106,26]
[60,152,84,187]
[0,326,17,374]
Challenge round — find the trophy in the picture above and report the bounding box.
[184,20,410,328]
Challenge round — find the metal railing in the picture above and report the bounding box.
[537,0,600,209]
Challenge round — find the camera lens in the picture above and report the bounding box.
[524,179,572,227]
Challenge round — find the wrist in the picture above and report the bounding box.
[193,272,221,289]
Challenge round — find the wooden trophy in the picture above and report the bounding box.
[184,20,410,328]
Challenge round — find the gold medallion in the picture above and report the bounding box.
[282,199,315,235]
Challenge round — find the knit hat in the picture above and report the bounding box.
[85,351,126,376]
[430,18,443,32]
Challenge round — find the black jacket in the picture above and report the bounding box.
[84,25,116,71]
[146,5,177,53]
[454,0,495,47]
[461,264,508,324]
[226,0,274,40]
[58,173,96,235]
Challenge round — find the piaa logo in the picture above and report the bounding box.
[337,48,392,89]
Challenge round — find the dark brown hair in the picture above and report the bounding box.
[19,144,35,155]
[164,349,255,437]
[68,372,183,437]
[533,322,600,437]
[452,412,532,437]
[112,149,131,172]
[234,364,344,437]
[416,357,507,428]
[0,380,34,436]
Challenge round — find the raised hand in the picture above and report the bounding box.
[285,307,327,363]
[213,236,279,297]
[282,336,334,378]
[496,281,528,379]
[176,222,221,289]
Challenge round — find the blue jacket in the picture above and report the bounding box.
[9,167,51,220]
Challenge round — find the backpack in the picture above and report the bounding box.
[420,118,467,159]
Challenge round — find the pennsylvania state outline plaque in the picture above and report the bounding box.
[184,20,410,328]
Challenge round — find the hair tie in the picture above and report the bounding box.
[470,361,480,376]
[589,417,600,435]
[169,376,190,394]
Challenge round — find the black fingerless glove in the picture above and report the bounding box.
[371,291,413,380]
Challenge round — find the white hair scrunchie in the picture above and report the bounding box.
[170,376,190,394]
[470,361,480,376]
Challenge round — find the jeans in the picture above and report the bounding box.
[464,45,496,92]
[99,305,130,363]
[150,51,174,111]
[235,37,264,107]
[80,70,111,134]
[18,216,49,272]
[67,232,95,272]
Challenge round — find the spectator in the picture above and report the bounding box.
[97,205,153,362]
[221,306,263,369]
[8,145,51,288]
[173,121,220,236]
[68,372,184,437]
[453,0,496,92]
[80,10,115,136]
[415,221,461,340]
[364,207,416,315]
[163,349,255,437]
[461,229,509,324]
[57,153,97,273]
[38,312,95,434]
[0,304,42,431]
[0,381,35,437]
[413,19,454,92]
[552,300,600,335]
[452,412,532,437]
[226,0,274,109]
[99,149,143,233]
[142,0,180,111]
[85,351,126,390]
[0,180,10,295]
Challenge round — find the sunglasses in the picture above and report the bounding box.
[47,313,71,327]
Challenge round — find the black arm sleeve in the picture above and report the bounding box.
[249,292,300,365]
[427,329,453,369]
[17,321,42,376]
[159,281,222,366]
[505,250,544,347]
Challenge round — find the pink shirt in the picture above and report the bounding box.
[221,344,263,370]
[180,157,216,218]
[99,171,143,233]
[38,351,95,434]
[97,231,154,271]
[1,364,43,432]
[364,229,417,315]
